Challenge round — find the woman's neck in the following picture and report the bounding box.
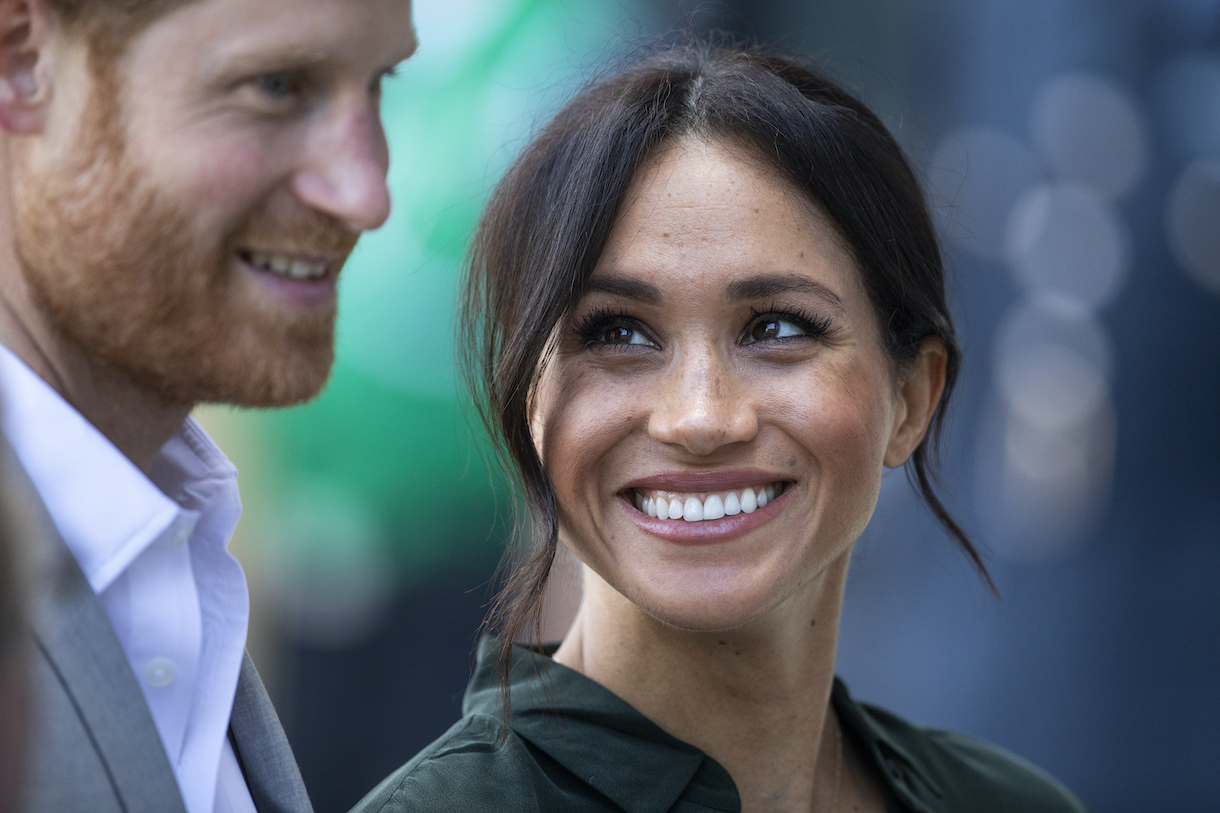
[554,550,852,813]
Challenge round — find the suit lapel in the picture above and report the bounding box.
[17,452,188,813]
[230,654,314,813]
[10,445,311,813]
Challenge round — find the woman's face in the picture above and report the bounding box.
[533,138,937,632]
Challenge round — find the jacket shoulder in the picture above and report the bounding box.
[351,714,546,813]
[858,702,1089,813]
[351,711,627,813]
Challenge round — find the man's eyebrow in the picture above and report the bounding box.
[206,47,330,78]
[725,273,846,312]
[583,277,663,304]
[207,39,418,80]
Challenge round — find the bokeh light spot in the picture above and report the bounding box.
[1004,183,1130,310]
[1166,158,1220,295]
[1030,72,1148,199]
[929,127,1042,262]
[1157,53,1220,160]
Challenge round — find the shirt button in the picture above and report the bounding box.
[145,657,177,688]
[173,526,192,547]
[884,757,904,780]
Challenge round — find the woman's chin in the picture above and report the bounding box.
[623,582,781,633]
[585,545,835,634]
[605,553,844,635]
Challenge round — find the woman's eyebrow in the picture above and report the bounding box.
[725,273,846,312]
[584,277,663,304]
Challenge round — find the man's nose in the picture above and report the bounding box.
[292,96,392,233]
[646,346,758,457]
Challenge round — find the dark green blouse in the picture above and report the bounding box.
[352,637,1088,813]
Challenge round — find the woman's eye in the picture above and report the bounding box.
[599,325,647,345]
[574,311,656,350]
[747,318,805,343]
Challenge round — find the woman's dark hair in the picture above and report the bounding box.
[460,39,994,704]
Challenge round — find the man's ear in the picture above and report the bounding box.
[883,337,948,468]
[0,0,54,134]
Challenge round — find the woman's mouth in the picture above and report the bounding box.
[630,483,789,522]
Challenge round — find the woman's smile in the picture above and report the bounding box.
[614,467,796,543]
[631,482,787,521]
[621,480,795,544]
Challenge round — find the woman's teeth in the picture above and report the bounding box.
[632,484,786,522]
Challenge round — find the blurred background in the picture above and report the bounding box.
[196,0,1220,810]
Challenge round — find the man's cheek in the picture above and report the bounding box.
[161,135,273,215]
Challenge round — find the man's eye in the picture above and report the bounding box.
[370,67,398,96]
[256,72,296,99]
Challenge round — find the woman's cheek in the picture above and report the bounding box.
[542,374,638,519]
[779,369,891,521]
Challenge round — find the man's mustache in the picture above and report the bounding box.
[230,205,362,259]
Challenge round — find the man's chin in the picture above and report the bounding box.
[211,357,336,408]
[102,333,337,410]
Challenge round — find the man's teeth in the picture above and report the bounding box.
[245,250,328,281]
[632,484,785,522]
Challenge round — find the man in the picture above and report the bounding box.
[0,0,416,811]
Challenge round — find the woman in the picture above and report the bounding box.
[355,42,1088,813]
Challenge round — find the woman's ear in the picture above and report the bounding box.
[884,337,948,468]
[0,0,54,134]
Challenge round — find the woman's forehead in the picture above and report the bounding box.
[591,138,861,298]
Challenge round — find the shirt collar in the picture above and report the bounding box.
[465,636,948,813]
[464,637,740,813]
[0,344,240,594]
[831,679,945,813]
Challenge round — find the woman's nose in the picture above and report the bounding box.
[646,349,758,456]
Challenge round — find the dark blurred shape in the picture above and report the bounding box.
[277,565,498,813]
[0,443,31,813]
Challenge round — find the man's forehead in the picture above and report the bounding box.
[137,0,416,71]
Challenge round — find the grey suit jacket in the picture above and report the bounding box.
[10,451,314,813]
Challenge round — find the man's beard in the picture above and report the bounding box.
[10,82,359,408]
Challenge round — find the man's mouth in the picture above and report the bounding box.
[239,249,330,281]
[629,483,788,522]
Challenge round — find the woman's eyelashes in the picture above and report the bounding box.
[573,305,837,351]
[573,309,657,350]
[741,306,836,346]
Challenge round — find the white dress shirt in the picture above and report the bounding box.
[0,345,259,813]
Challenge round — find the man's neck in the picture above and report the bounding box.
[0,289,193,475]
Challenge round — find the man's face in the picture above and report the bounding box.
[11,0,416,406]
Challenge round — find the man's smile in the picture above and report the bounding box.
[237,249,336,282]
